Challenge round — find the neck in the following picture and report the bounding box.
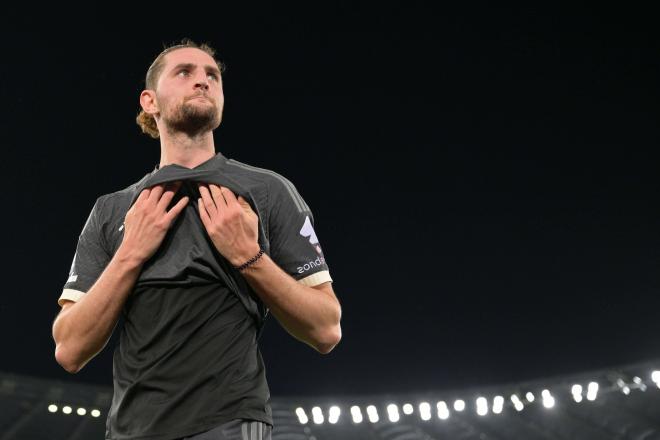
[159,130,217,169]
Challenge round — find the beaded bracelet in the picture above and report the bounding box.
[234,249,265,271]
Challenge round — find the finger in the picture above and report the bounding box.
[135,188,151,206]
[209,184,228,206]
[148,184,165,204]
[220,186,239,206]
[198,185,218,217]
[156,186,177,212]
[164,196,189,224]
[197,198,212,230]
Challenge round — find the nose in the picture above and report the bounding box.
[194,72,209,91]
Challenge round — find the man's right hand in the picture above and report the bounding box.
[117,183,189,265]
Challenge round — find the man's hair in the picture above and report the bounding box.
[136,38,225,139]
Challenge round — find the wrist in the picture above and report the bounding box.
[232,245,265,271]
[114,244,147,269]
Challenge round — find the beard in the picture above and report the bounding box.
[162,95,223,136]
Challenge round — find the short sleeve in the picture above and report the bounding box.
[58,198,111,306]
[268,177,332,286]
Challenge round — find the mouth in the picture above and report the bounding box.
[187,94,212,103]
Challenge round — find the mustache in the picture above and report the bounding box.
[186,92,214,102]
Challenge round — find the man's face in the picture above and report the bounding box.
[154,47,224,136]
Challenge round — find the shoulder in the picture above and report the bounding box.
[90,173,151,226]
[224,158,308,210]
[224,158,295,188]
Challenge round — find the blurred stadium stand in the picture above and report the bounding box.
[1,358,660,439]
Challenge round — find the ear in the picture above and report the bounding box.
[139,90,159,115]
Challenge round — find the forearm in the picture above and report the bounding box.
[239,253,341,353]
[53,247,143,373]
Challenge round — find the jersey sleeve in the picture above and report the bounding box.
[58,197,112,306]
[267,177,332,286]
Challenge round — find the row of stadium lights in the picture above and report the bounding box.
[47,404,101,418]
[294,370,660,425]
[44,371,660,423]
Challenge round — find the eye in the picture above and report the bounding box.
[177,69,190,77]
[207,72,219,81]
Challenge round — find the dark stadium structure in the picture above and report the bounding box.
[1,358,659,440]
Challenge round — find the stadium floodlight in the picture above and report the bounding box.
[312,406,324,425]
[91,409,101,418]
[402,403,413,415]
[328,406,340,424]
[453,399,465,412]
[77,408,86,416]
[510,395,524,412]
[350,406,363,424]
[525,392,535,403]
[633,376,642,384]
[476,397,488,416]
[436,401,450,420]
[62,406,72,415]
[652,371,660,386]
[492,396,504,414]
[622,386,631,395]
[366,405,379,423]
[571,384,583,403]
[541,390,555,409]
[419,402,431,421]
[48,404,58,413]
[387,404,400,423]
[296,408,309,424]
[587,382,599,401]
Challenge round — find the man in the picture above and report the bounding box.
[51,39,342,440]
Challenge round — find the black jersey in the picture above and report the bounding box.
[59,152,332,440]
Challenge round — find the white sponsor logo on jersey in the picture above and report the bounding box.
[299,216,319,245]
[297,256,326,274]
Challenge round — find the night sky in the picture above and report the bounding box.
[2,5,660,398]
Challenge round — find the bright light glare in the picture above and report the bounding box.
[541,390,555,409]
[476,397,488,416]
[510,395,524,412]
[328,406,340,424]
[453,399,465,411]
[419,402,431,421]
[587,382,599,401]
[367,405,379,423]
[62,406,72,415]
[312,407,324,424]
[91,409,101,418]
[402,404,413,415]
[77,408,86,416]
[350,406,363,424]
[387,404,400,423]
[492,396,504,414]
[436,401,450,420]
[295,408,309,424]
[572,384,583,402]
[525,392,535,403]
[48,404,58,413]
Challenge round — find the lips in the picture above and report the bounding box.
[187,94,212,103]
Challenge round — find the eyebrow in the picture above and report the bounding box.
[171,62,222,76]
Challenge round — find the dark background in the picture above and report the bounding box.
[1,5,659,397]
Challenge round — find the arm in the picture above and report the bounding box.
[240,255,341,354]
[52,185,188,373]
[197,184,342,354]
[53,251,144,373]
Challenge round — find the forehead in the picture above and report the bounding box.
[162,47,218,70]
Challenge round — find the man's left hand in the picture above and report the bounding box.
[197,184,260,267]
